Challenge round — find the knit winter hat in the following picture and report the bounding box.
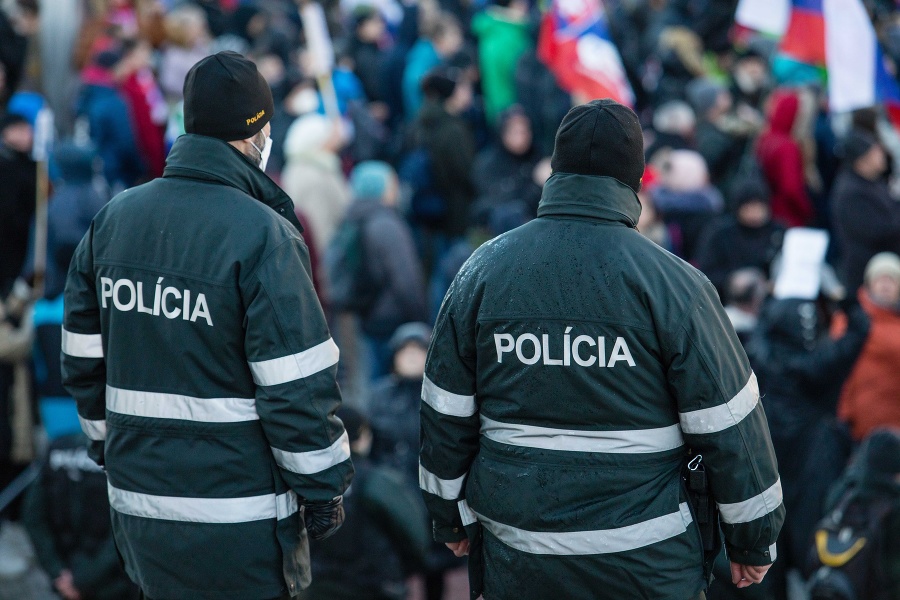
[839,128,878,164]
[865,252,900,284]
[730,178,771,209]
[183,51,274,142]
[350,161,395,201]
[686,78,725,117]
[550,99,644,193]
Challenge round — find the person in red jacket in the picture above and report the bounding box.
[116,38,166,180]
[838,252,900,441]
[756,89,814,228]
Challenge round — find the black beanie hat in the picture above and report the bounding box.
[550,99,645,193]
[838,128,878,164]
[183,51,274,142]
[729,177,771,210]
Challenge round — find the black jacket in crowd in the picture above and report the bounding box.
[831,168,900,291]
[348,199,427,337]
[471,142,543,221]
[0,144,36,295]
[695,216,785,297]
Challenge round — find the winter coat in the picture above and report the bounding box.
[415,100,476,237]
[748,298,869,570]
[76,78,144,188]
[119,69,166,180]
[838,291,900,441]
[694,217,785,296]
[0,145,36,295]
[306,454,428,600]
[61,134,353,600]
[650,184,723,261]
[757,92,814,228]
[471,9,531,124]
[471,142,542,220]
[349,39,385,102]
[831,168,900,291]
[370,375,424,481]
[421,173,784,600]
[21,434,139,600]
[349,200,427,337]
[402,40,440,120]
[695,120,748,191]
[281,116,352,256]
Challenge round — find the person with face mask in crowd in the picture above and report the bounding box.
[61,51,352,600]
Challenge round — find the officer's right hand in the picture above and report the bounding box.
[730,562,772,589]
[304,496,345,541]
[446,539,469,557]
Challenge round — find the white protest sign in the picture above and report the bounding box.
[773,228,830,300]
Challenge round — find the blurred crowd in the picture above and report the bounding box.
[0,0,899,599]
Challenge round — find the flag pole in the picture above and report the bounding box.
[299,1,341,122]
[31,107,54,300]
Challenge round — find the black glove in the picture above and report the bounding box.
[304,496,344,541]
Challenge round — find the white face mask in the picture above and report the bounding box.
[250,134,273,172]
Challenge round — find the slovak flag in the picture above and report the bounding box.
[779,0,826,66]
[537,0,634,106]
[823,0,900,118]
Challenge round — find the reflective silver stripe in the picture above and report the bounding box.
[276,490,299,520]
[61,328,103,358]
[271,432,350,475]
[769,543,778,562]
[717,478,783,524]
[421,375,476,418]
[107,484,295,523]
[474,502,693,556]
[481,415,684,454]
[419,464,466,500]
[107,386,258,422]
[248,339,339,387]
[78,416,107,441]
[679,373,759,435]
[458,499,477,526]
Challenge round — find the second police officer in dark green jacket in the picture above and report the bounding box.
[61,53,353,600]
[419,99,785,600]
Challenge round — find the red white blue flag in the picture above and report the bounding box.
[538,0,634,106]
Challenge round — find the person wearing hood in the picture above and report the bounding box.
[402,12,463,120]
[281,110,351,258]
[831,128,900,292]
[61,52,352,600]
[76,48,145,190]
[420,99,783,600]
[337,162,427,378]
[367,323,466,600]
[838,253,900,442]
[695,178,785,298]
[747,288,870,600]
[756,88,815,228]
[471,105,544,220]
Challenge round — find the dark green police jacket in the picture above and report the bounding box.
[420,173,785,600]
[61,134,353,600]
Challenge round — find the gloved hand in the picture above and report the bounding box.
[304,496,344,541]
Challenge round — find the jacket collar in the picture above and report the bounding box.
[537,172,642,227]
[163,134,303,232]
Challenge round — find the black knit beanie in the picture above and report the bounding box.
[183,51,274,142]
[550,99,645,193]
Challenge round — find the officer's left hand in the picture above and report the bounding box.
[304,496,344,541]
[730,562,771,588]
[445,539,469,557]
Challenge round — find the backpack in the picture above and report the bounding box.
[807,489,897,600]
[325,214,380,315]
[398,148,447,224]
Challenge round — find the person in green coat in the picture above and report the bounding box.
[472,0,532,126]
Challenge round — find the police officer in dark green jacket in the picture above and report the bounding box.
[419,99,785,600]
[62,52,352,600]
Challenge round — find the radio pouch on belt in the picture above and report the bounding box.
[682,451,722,582]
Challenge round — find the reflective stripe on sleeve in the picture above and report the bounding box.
[473,502,693,556]
[769,543,778,562]
[421,375,476,418]
[679,373,759,435]
[248,339,340,387]
[276,490,299,520]
[480,415,684,454]
[107,386,258,422]
[61,328,104,358]
[271,432,350,475]
[458,499,477,526]
[419,463,466,500]
[717,478,783,524]
[78,416,107,441]
[107,484,296,523]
